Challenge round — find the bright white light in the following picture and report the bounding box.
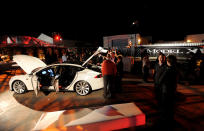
[187,39,192,43]
[138,38,141,44]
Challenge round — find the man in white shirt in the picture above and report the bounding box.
[62,52,67,63]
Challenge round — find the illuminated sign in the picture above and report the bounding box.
[133,47,203,59]
[147,48,184,54]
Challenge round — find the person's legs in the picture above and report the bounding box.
[154,85,161,104]
[103,75,108,98]
[54,79,59,92]
[115,75,122,93]
[103,75,111,98]
[109,75,114,98]
[118,76,122,91]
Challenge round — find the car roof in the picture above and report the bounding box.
[46,63,84,68]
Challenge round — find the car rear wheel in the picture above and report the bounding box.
[74,81,91,96]
[12,80,27,94]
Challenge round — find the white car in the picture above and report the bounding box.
[9,47,107,96]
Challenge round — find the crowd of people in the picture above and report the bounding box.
[44,47,96,65]
[0,47,98,65]
[140,49,204,129]
[100,50,124,99]
[101,49,180,129]
[1,45,203,129]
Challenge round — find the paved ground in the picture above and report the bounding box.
[0,68,204,130]
[121,74,204,131]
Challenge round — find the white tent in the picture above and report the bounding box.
[37,33,53,44]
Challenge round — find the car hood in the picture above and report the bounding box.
[13,55,47,74]
[82,46,108,67]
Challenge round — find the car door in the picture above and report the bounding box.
[58,65,83,88]
[32,75,39,96]
[33,66,58,93]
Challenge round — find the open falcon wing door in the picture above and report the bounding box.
[82,47,108,67]
[13,55,47,96]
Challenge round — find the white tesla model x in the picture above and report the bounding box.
[9,47,107,96]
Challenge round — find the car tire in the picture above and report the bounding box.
[12,80,27,94]
[74,81,92,96]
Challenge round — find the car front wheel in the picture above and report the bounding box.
[12,80,27,94]
[74,81,91,96]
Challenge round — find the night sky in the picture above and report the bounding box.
[1,1,204,44]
